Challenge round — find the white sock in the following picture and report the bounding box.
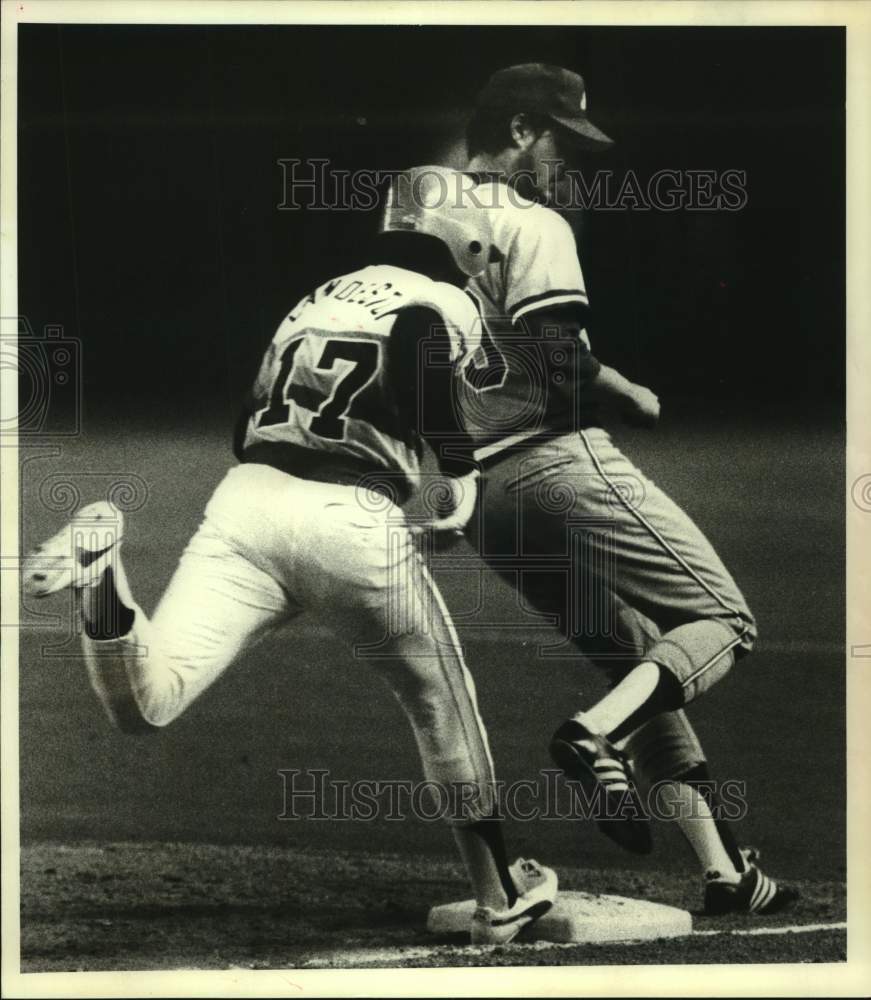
[657,781,741,883]
[574,661,661,737]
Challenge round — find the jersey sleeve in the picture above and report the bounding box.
[416,282,483,364]
[503,207,589,324]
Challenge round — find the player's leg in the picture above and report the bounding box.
[24,473,294,732]
[469,445,796,910]
[290,486,557,942]
[85,526,290,731]
[527,428,753,847]
[538,427,754,732]
[576,586,749,876]
[468,454,719,853]
[595,620,744,883]
[376,550,557,942]
[618,707,736,872]
[521,563,751,878]
[542,432,795,908]
[574,591,728,856]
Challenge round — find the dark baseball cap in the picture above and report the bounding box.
[476,63,614,150]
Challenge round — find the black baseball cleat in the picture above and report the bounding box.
[704,847,800,916]
[549,718,652,855]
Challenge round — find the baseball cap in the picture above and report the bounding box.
[476,63,614,150]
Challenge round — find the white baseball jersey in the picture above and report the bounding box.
[469,180,590,324]
[461,179,595,450]
[242,264,482,484]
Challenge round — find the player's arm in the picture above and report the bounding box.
[506,207,658,428]
[520,304,659,428]
[586,362,660,427]
[389,305,479,531]
[502,208,604,421]
[517,300,601,389]
[389,305,478,476]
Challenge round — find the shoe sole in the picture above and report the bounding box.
[757,888,800,915]
[471,898,554,945]
[550,737,653,855]
[704,885,800,917]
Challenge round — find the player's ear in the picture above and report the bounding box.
[510,113,538,150]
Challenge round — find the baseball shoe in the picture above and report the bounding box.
[470,858,558,945]
[23,501,124,599]
[549,718,652,855]
[704,847,800,916]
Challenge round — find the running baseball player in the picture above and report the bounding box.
[22,166,557,945]
[449,64,797,914]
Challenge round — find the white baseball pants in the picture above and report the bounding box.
[82,462,496,823]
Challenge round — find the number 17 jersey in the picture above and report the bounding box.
[241,264,482,484]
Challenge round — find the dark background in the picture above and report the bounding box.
[19,24,845,428]
[18,25,846,888]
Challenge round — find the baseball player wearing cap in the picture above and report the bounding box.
[22,166,558,945]
[449,65,797,914]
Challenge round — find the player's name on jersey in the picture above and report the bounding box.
[289,276,407,322]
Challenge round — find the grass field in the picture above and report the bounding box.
[16,411,846,969]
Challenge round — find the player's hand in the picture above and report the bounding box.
[621,384,660,428]
[410,471,479,537]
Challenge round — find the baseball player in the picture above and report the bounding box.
[22,166,558,945]
[450,64,797,914]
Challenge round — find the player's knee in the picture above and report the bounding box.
[86,655,168,732]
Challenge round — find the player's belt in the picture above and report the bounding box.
[241,442,410,505]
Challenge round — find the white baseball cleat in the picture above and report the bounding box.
[23,501,124,599]
[470,858,558,945]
